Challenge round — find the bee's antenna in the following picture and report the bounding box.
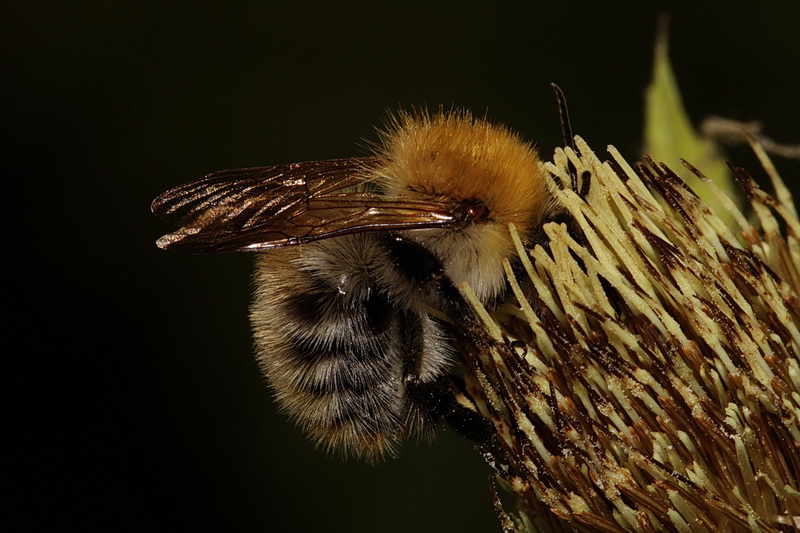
[550,83,588,197]
[550,83,575,153]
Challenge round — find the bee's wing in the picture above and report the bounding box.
[152,157,479,253]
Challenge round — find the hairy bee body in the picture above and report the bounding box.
[251,234,451,458]
[153,110,562,460]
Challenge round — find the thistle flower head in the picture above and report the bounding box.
[461,137,800,532]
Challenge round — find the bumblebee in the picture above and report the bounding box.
[153,107,570,460]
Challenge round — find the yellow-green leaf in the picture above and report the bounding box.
[644,21,739,223]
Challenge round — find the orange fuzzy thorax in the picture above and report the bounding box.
[375,111,553,305]
[377,111,550,243]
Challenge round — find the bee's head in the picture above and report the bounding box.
[378,110,556,305]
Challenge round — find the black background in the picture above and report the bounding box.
[6,1,799,531]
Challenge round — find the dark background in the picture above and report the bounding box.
[6,1,798,531]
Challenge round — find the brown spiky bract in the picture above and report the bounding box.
[460,137,800,532]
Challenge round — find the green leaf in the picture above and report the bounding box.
[644,20,740,221]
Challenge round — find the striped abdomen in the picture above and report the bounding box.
[250,233,451,460]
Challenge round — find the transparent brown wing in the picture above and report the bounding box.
[152,157,486,253]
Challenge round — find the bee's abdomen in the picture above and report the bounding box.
[251,243,409,460]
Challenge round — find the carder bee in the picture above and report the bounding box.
[153,88,580,460]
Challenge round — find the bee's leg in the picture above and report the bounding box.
[404,374,495,445]
[381,234,474,318]
[383,234,494,447]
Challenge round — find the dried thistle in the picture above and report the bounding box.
[458,137,800,532]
